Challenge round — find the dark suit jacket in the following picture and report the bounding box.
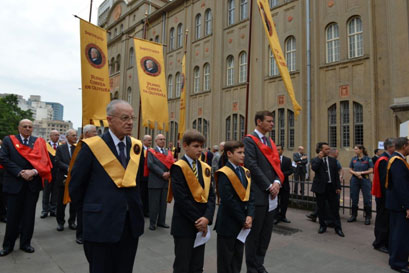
[385,152,409,212]
[48,142,59,183]
[0,135,42,194]
[377,152,391,199]
[147,147,169,189]
[69,132,145,243]
[170,156,216,238]
[55,143,74,187]
[311,156,341,194]
[215,162,255,237]
[280,155,294,192]
[293,152,308,174]
[243,132,279,206]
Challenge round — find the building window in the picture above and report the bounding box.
[326,23,339,63]
[269,47,279,76]
[239,51,247,83]
[353,102,363,145]
[278,108,285,146]
[269,110,276,142]
[168,121,178,146]
[155,35,160,43]
[168,75,173,99]
[228,0,235,26]
[226,116,231,140]
[110,57,115,74]
[193,66,200,93]
[328,104,337,147]
[177,23,183,48]
[116,54,121,72]
[120,24,123,33]
[348,16,363,58]
[287,110,294,149]
[175,72,181,98]
[129,47,134,67]
[144,127,154,137]
[192,118,209,146]
[114,28,117,36]
[340,101,350,148]
[240,0,248,21]
[169,27,175,50]
[205,9,212,35]
[127,87,132,103]
[203,63,210,91]
[195,14,202,40]
[285,36,296,72]
[270,0,278,7]
[226,55,234,86]
[226,114,245,141]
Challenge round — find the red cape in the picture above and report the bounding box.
[371,156,388,198]
[148,148,175,169]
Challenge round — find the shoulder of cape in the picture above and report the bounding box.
[129,136,142,146]
[174,159,187,167]
[199,160,211,170]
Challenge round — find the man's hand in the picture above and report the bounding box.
[406,209,409,219]
[195,217,209,235]
[244,216,253,229]
[336,189,341,194]
[269,182,280,198]
[317,151,324,159]
[162,172,170,180]
[20,170,35,181]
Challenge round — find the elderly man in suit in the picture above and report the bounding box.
[147,134,174,230]
[243,110,284,273]
[69,100,145,273]
[293,146,308,195]
[0,119,52,256]
[275,144,294,224]
[55,129,78,232]
[311,142,344,237]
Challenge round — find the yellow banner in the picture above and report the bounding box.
[133,38,169,130]
[178,54,186,138]
[80,19,111,126]
[256,0,302,117]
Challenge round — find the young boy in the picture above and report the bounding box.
[214,141,255,273]
[168,130,215,273]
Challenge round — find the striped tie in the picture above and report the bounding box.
[192,161,198,179]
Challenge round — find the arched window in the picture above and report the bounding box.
[175,72,181,97]
[240,0,248,21]
[120,24,123,33]
[169,27,175,50]
[239,51,247,83]
[285,36,296,72]
[278,108,285,146]
[205,9,212,35]
[270,0,278,7]
[155,35,160,43]
[326,23,339,63]
[353,102,363,145]
[177,24,183,48]
[192,118,209,146]
[340,101,350,147]
[127,87,132,103]
[287,110,294,149]
[228,0,235,26]
[168,121,179,146]
[269,110,276,142]
[328,104,337,147]
[226,55,234,86]
[195,14,202,40]
[128,47,134,67]
[116,54,121,72]
[193,66,200,93]
[348,16,363,58]
[269,47,278,76]
[203,63,210,91]
[167,75,173,99]
[225,114,245,141]
[110,57,115,74]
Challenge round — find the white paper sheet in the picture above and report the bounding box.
[236,228,251,243]
[194,226,211,248]
[269,196,278,212]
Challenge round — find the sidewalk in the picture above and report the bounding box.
[0,197,394,273]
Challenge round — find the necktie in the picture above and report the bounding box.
[324,157,331,182]
[23,138,28,146]
[118,142,127,168]
[262,136,268,145]
[161,148,164,154]
[53,143,57,150]
[192,160,199,179]
[236,167,247,187]
[70,145,74,158]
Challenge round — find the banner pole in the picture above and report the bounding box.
[137,11,149,139]
[89,0,93,23]
[244,0,254,136]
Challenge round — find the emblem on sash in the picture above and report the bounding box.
[133,144,141,155]
[205,168,211,177]
[246,170,251,178]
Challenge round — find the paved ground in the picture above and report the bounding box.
[0,194,395,273]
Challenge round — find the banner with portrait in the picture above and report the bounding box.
[79,19,111,126]
[178,54,186,138]
[256,0,302,117]
[133,38,169,130]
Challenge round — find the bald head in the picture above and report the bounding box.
[50,130,60,143]
[298,146,304,153]
[65,129,78,145]
[18,119,33,139]
[155,134,166,148]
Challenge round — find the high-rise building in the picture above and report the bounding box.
[46,102,64,121]
[98,0,409,166]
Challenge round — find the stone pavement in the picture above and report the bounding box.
[0,196,395,273]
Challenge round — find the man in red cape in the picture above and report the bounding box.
[0,119,52,256]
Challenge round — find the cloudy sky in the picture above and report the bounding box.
[0,0,105,129]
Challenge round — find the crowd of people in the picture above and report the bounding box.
[0,101,408,273]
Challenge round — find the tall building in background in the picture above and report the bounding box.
[46,102,64,121]
[98,0,409,166]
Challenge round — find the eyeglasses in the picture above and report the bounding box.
[110,115,136,122]
[22,126,33,129]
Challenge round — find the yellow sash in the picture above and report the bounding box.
[46,142,56,157]
[167,159,211,203]
[63,141,82,204]
[385,156,409,189]
[215,166,251,202]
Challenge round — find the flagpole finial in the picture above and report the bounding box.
[145,10,148,17]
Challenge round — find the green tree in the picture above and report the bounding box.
[0,94,33,139]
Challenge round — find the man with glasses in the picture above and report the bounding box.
[0,119,52,256]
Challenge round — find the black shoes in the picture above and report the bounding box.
[20,245,35,253]
[40,211,48,219]
[306,214,317,222]
[335,228,345,237]
[158,224,170,228]
[374,246,388,254]
[391,266,409,273]
[281,218,291,223]
[149,224,156,230]
[57,224,64,231]
[0,216,7,223]
[318,226,327,234]
[76,238,84,245]
[364,218,371,225]
[49,211,56,217]
[68,223,77,230]
[0,248,13,257]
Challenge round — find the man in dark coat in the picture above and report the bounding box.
[275,144,294,224]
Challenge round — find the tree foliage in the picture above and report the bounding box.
[0,95,33,139]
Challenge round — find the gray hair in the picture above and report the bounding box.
[106,99,132,116]
[394,137,408,150]
[213,145,219,151]
[83,124,96,135]
[142,135,152,141]
[66,129,76,136]
[383,138,395,149]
